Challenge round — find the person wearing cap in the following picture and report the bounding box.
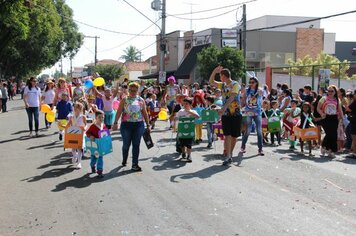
[240,76,264,156]
[23,77,41,137]
[41,79,56,128]
[164,76,180,129]
[56,92,73,140]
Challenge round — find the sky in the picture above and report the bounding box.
[42,0,356,75]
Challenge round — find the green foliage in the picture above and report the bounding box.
[120,45,141,62]
[197,45,245,81]
[0,0,83,79]
[287,52,353,80]
[93,64,124,81]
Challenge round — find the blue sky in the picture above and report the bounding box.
[42,0,356,75]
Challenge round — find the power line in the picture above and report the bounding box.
[168,7,238,21]
[168,0,256,16]
[99,19,160,53]
[139,40,158,52]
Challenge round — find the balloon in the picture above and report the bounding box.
[93,77,105,87]
[113,100,120,110]
[84,79,93,89]
[46,111,55,123]
[40,104,51,113]
[158,110,168,120]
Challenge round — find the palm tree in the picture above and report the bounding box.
[120,45,141,62]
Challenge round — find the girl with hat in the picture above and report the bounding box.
[41,79,55,128]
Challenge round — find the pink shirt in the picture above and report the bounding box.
[103,97,114,112]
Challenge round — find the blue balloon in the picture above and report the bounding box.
[84,79,93,89]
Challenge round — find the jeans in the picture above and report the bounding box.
[90,156,103,172]
[206,122,214,144]
[241,115,263,151]
[26,107,39,132]
[120,121,145,166]
[1,98,7,112]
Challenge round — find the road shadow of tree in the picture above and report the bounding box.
[151,152,186,171]
[37,152,73,169]
[51,166,134,192]
[170,165,231,183]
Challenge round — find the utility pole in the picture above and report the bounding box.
[85,35,100,66]
[242,4,247,84]
[160,0,166,76]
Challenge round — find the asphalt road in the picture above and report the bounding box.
[1,98,356,236]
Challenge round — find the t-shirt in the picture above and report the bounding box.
[57,100,73,119]
[244,87,262,116]
[43,89,55,105]
[218,81,241,116]
[24,86,41,107]
[176,109,199,119]
[166,84,180,102]
[86,123,106,139]
[122,96,144,122]
[320,96,340,115]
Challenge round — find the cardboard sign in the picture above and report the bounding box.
[212,123,224,139]
[202,109,218,123]
[85,131,113,158]
[64,126,84,149]
[177,117,195,139]
[268,116,281,133]
[192,107,203,124]
[293,126,319,141]
[262,117,268,133]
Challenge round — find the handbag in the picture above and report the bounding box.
[143,128,154,149]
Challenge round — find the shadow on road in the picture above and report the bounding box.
[27,140,60,150]
[170,165,230,183]
[22,166,76,183]
[37,152,73,169]
[151,153,186,171]
[51,166,134,192]
[11,128,47,135]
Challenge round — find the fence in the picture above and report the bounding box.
[249,62,356,92]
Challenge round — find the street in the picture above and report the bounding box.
[1,98,356,236]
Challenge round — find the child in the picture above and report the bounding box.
[192,91,205,144]
[268,100,282,146]
[147,93,159,129]
[298,102,314,156]
[284,99,301,149]
[93,86,119,129]
[86,110,106,178]
[261,100,270,144]
[205,96,219,148]
[66,103,87,169]
[56,92,73,140]
[72,80,85,103]
[176,97,200,162]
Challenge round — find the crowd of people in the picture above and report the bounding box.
[16,66,356,177]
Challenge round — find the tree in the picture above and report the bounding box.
[93,64,124,81]
[0,0,83,79]
[197,45,245,81]
[120,45,141,62]
[287,52,353,80]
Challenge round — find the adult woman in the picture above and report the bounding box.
[279,89,292,112]
[317,85,343,157]
[0,82,8,112]
[112,82,150,171]
[240,77,264,155]
[41,79,55,128]
[346,90,356,158]
[164,76,181,116]
[23,77,41,137]
[54,78,71,105]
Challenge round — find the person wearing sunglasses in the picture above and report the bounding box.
[240,77,264,156]
[112,82,150,172]
[317,85,344,158]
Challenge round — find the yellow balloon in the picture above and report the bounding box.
[158,110,168,120]
[46,111,55,123]
[93,77,105,87]
[41,104,51,113]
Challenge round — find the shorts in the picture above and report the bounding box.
[178,138,193,149]
[222,114,242,138]
[104,110,116,126]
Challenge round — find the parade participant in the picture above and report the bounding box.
[112,82,150,171]
[86,110,106,178]
[147,93,159,129]
[297,102,315,156]
[268,100,282,146]
[23,77,41,137]
[279,89,292,112]
[192,90,205,144]
[240,77,264,156]
[41,79,55,128]
[205,96,218,149]
[0,82,8,112]
[56,92,73,141]
[312,95,323,148]
[72,79,85,103]
[66,103,87,169]
[54,78,71,105]
[209,66,241,165]
[284,99,301,150]
[164,76,180,129]
[347,90,356,158]
[262,100,270,143]
[317,85,343,157]
[176,97,200,162]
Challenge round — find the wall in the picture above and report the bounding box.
[296,28,324,59]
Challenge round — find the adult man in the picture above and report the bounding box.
[209,66,242,165]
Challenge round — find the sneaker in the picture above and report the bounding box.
[328,152,336,158]
[131,165,142,172]
[320,147,326,156]
[59,133,63,141]
[180,153,187,161]
[222,157,232,166]
[309,153,315,157]
[122,160,127,166]
[289,145,296,150]
[97,173,104,178]
[186,155,192,163]
[258,150,265,156]
[76,163,82,169]
[72,156,77,164]
[207,143,212,149]
[240,148,246,153]
[91,166,96,173]
[29,132,33,137]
